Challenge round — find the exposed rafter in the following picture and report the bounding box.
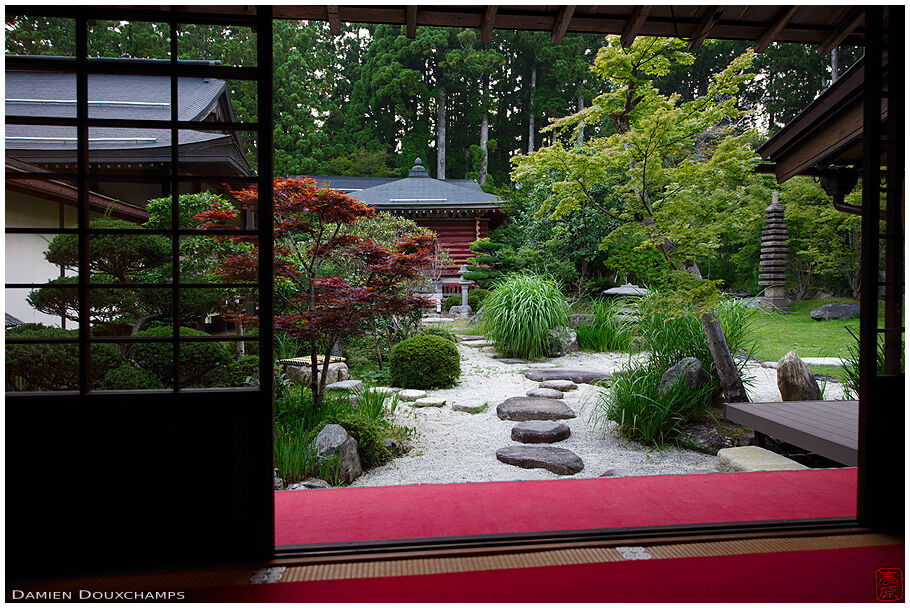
[480,6,497,43]
[687,6,726,51]
[817,7,865,55]
[551,5,575,45]
[754,6,800,53]
[406,5,417,39]
[620,5,651,48]
[325,5,341,36]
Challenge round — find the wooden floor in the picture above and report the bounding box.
[724,400,858,466]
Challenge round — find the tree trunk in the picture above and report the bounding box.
[436,84,446,179]
[479,74,489,185]
[527,62,536,154]
[830,48,839,84]
[576,94,584,147]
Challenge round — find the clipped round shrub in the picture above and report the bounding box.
[99,366,165,390]
[130,326,234,388]
[444,288,490,311]
[421,326,456,342]
[316,410,392,469]
[388,334,460,390]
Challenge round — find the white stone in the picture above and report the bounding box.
[399,389,427,402]
[716,446,808,472]
[413,396,446,407]
[539,379,578,391]
[324,379,363,392]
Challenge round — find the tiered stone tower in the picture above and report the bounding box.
[758,191,790,310]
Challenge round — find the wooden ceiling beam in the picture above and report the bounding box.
[480,6,497,43]
[326,5,341,36]
[620,5,651,48]
[754,6,800,53]
[406,5,417,39]
[687,6,726,51]
[551,5,576,45]
[817,7,865,55]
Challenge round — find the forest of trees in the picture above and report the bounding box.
[6,17,864,298]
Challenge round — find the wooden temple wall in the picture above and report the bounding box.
[415,217,489,274]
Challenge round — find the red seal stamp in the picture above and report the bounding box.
[875,568,904,602]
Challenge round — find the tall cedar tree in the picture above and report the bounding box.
[514,36,758,402]
[197,178,436,410]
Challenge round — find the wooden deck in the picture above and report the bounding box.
[723,400,858,466]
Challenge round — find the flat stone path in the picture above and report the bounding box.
[526,387,564,399]
[495,445,584,475]
[496,397,577,421]
[511,421,571,444]
[523,368,613,384]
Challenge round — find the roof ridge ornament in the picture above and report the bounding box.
[408,157,429,178]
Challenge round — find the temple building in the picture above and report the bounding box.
[305,158,504,285]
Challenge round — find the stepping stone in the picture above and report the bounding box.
[481,347,499,354]
[324,379,363,392]
[399,389,427,402]
[421,317,454,324]
[496,445,584,475]
[526,387,563,399]
[368,386,401,398]
[496,397,576,421]
[511,421,571,444]
[523,368,612,384]
[539,379,577,391]
[413,396,446,408]
[716,446,808,472]
[497,358,529,365]
[461,339,493,348]
[452,399,487,414]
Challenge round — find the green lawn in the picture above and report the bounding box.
[750,298,863,364]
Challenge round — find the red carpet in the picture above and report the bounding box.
[276,468,857,546]
[189,544,903,602]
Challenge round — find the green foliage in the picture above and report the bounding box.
[389,334,461,389]
[99,366,165,391]
[590,362,715,447]
[480,273,569,360]
[130,326,235,388]
[420,326,457,343]
[442,288,490,311]
[5,326,122,391]
[573,298,636,352]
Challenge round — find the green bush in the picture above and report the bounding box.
[99,366,165,390]
[480,273,569,360]
[420,326,457,342]
[5,325,122,391]
[574,298,636,352]
[389,334,461,389]
[317,409,394,468]
[131,326,235,388]
[236,354,260,381]
[589,362,716,447]
[443,288,490,311]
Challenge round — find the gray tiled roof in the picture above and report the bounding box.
[5,68,230,152]
[297,176,398,192]
[349,176,498,207]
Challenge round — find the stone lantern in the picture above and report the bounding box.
[759,191,790,310]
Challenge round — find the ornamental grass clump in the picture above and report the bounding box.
[574,298,636,352]
[480,273,569,360]
[388,334,461,389]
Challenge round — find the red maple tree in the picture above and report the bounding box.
[197,177,436,410]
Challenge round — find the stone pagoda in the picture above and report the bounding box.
[758,191,790,310]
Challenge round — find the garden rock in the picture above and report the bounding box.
[287,478,332,490]
[413,396,446,407]
[526,387,564,399]
[810,302,861,321]
[539,379,577,391]
[511,421,571,444]
[496,445,584,475]
[421,316,454,325]
[776,351,821,401]
[461,339,493,348]
[384,438,407,456]
[523,369,612,384]
[497,358,529,365]
[286,361,349,385]
[452,399,487,414]
[310,424,362,484]
[448,304,473,319]
[546,328,580,357]
[660,357,711,393]
[569,313,596,328]
[716,446,808,472]
[273,468,285,491]
[676,423,736,455]
[324,379,363,393]
[368,386,401,398]
[496,397,576,421]
[399,389,427,402]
